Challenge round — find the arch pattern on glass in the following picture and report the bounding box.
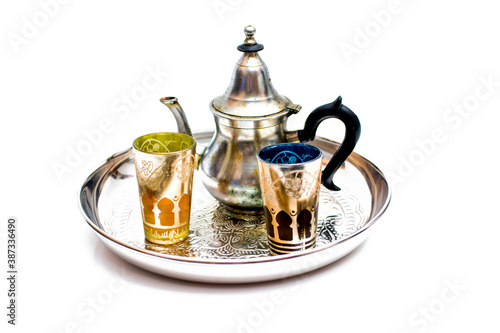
[140,192,191,244]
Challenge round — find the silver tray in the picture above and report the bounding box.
[78,131,391,284]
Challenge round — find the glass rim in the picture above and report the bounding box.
[133,132,196,155]
[257,142,322,165]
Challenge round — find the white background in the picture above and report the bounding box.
[1,0,499,332]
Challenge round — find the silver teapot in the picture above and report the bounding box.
[161,26,361,212]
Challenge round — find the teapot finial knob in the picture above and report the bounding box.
[243,25,256,45]
[237,25,264,52]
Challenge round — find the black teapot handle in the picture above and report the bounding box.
[297,96,361,191]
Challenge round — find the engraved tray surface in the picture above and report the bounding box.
[79,131,391,284]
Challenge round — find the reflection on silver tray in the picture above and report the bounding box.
[79,131,391,284]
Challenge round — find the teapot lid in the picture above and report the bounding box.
[211,26,294,118]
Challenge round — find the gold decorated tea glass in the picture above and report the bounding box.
[133,132,196,245]
[257,143,323,255]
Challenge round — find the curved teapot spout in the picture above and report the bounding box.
[160,97,193,137]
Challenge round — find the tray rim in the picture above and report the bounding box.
[78,131,391,266]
